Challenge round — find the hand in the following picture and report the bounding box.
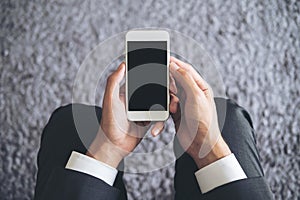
[87,62,165,168]
[169,57,231,169]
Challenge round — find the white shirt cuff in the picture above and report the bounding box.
[195,153,247,193]
[65,151,118,186]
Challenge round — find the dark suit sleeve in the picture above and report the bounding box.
[34,104,123,200]
[201,99,274,200]
[174,98,274,200]
[202,176,273,200]
[175,152,274,200]
[38,167,121,200]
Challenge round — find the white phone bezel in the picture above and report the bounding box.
[125,30,170,121]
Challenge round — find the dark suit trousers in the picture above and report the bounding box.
[34,98,273,200]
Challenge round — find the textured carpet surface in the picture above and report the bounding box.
[1,0,300,199]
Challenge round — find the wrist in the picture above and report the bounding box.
[192,137,231,169]
[87,134,124,168]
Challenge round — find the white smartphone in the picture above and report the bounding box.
[126,30,170,121]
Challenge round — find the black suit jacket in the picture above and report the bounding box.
[34,104,273,200]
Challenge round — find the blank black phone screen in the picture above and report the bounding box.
[127,41,167,111]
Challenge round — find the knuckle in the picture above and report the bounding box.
[177,68,187,76]
[194,88,202,97]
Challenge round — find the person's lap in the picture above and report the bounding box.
[36,98,264,199]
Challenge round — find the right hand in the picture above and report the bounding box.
[169,57,231,169]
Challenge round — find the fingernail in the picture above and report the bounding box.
[121,63,125,69]
[153,128,160,136]
[170,62,179,71]
[119,63,125,74]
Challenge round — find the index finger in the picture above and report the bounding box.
[169,62,202,97]
[170,56,209,91]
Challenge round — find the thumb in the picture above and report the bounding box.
[105,62,126,98]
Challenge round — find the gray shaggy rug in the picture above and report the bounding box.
[1,0,299,199]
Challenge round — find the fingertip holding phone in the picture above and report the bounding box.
[126,30,170,121]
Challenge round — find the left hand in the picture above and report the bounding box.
[168,57,231,169]
[87,62,165,168]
